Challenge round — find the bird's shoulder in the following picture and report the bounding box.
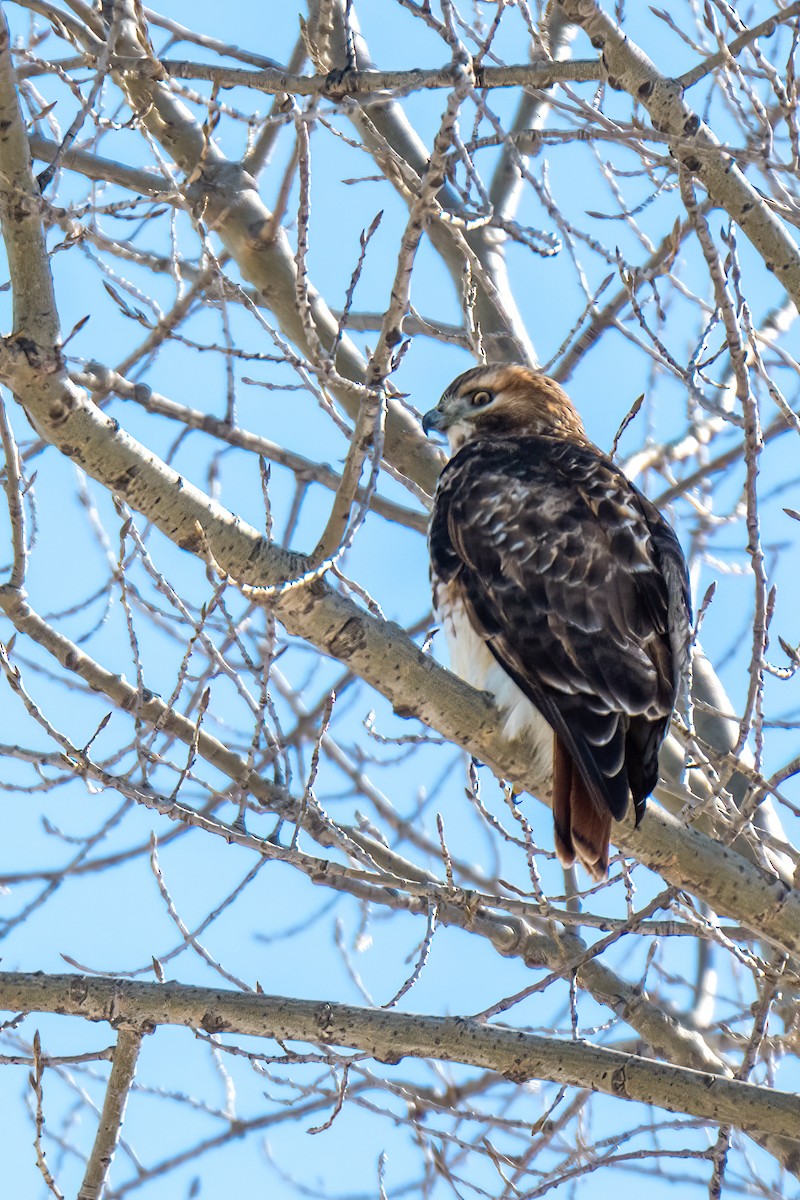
[431,433,656,569]
[429,432,690,676]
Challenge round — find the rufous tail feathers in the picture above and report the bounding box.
[552,735,612,881]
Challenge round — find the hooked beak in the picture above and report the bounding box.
[422,407,446,436]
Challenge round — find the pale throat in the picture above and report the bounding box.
[446,421,473,452]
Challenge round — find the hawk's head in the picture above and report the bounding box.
[422,364,586,452]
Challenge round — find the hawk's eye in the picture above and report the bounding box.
[470,389,493,407]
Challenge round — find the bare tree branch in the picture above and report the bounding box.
[155,57,604,96]
[555,0,800,310]
[78,1028,144,1200]
[3,974,800,1144]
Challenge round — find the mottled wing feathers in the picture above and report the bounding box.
[429,435,690,849]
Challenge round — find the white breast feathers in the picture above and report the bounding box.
[435,582,553,792]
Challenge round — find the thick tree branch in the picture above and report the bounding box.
[154,57,603,96]
[29,133,171,194]
[1,974,799,1143]
[77,1029,143,1200]
[0,300,796,955]
[0,14,59,344]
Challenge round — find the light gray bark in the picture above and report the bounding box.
[1,973,799,1147]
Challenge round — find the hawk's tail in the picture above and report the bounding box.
[552,735,612,881]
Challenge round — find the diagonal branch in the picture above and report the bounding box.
[77,1028,144,1200]
[1,345,800,958]
[1,327,800,961]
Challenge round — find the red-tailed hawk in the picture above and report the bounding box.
[422,364,691,879]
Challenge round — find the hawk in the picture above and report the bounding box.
[422,364,691,879]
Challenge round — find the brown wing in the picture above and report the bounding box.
[429,434,690,869]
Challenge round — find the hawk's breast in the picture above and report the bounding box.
[434,576,554,790]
